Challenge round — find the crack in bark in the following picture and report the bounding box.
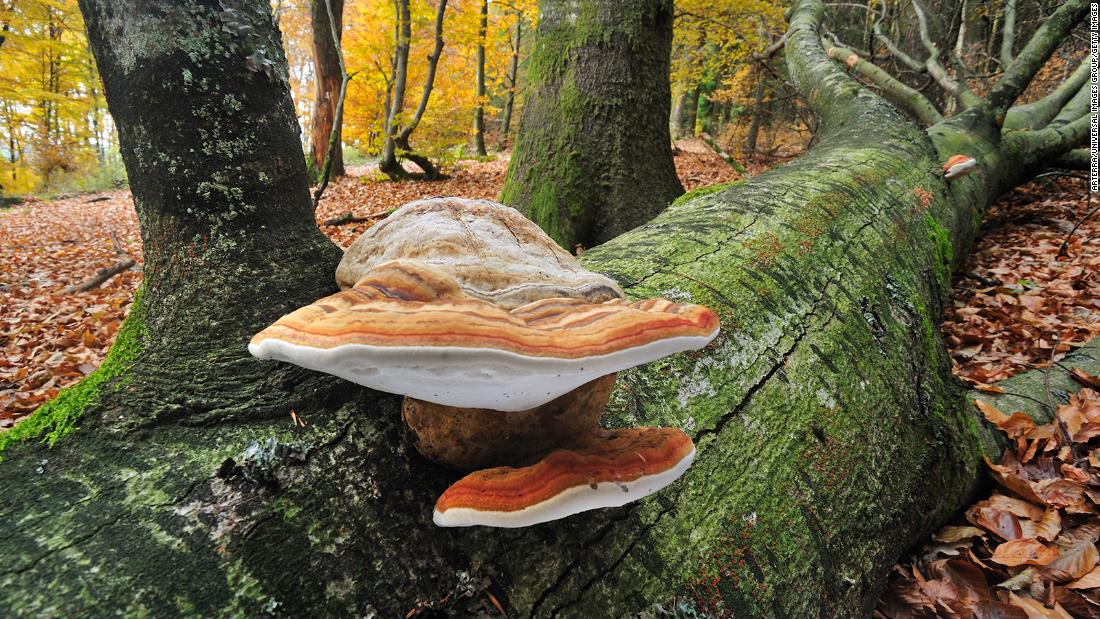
[620,216,759,291]
[696,273,839,445]
[5,511,124,576]
[549,503,676,617]
[527,507,640,617]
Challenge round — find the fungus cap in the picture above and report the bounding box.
[943,155,977,180]
[249,260,720,411]
[336,197,624,309]
[432,427,695,527]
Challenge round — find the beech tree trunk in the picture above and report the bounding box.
[0,0,1092,616]
[671,87,698,139]
[379,0,447,180]
[473,0,488,157]
[500,0,684,250]
[309,0,345,179]
[499,13,523,142]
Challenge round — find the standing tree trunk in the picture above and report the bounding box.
[670,87,698,139]
[500,0,684,250]
[746,71,767,154]
[309,0,345,179]
[0,0,1092,616]
[380,0,448,180]
[473,0,488,157]
[499,11,523,143]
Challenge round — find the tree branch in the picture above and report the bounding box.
[872,3,925,72]
[1003,55,1091,130]
[999,0,1017,68]
[911,0,983,109]
[1052,148,1089,170]
[63,259,136,293]
[823,39,943,125]
[987,0,1090,117]
[1004,112,1091,176]
[1047,81,1091,129]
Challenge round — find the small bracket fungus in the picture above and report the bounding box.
[943,155,977,180]
[249,197,720,527]
[433,427,696,528]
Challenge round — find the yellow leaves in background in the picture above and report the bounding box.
[671,0,785,94]
[0,0,110,196]
[277,0,535,160]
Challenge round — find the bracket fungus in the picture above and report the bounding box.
[433,427,696,528]
[249,198,720,527]
[336,197,624,309]
[943,154,977,180]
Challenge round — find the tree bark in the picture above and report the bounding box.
[500,0,684,249]
[1000,0,1017,68]
[0,0,1091,616]
[309,0,345,179]
[473,0,488,157]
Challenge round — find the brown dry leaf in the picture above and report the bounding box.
[1067,566,1100,590]
[991,539,1060,567]
[969,506,1025,541]
[1071,368,1100,390]
[1007,592,1073,619]
[987,494,1047,521]
[945,177,1099,385]
[943,558,994,605]
[986,456,1048,505]
[936,526,988,543]
[999,567,1041,592]
[1033,509,1062,542]
[1058,390,1100,443]
[971,599,1029,618]
[976,400,1038,439]
[1041,527,1100,582]
[1053,587,1100,618]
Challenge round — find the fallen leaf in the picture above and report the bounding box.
[991,539,1060,567]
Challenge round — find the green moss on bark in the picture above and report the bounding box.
[0,287,146,460]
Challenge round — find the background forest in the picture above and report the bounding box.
[1,0,793,196]
[1,0,1081,197]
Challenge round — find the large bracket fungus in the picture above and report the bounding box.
[250,198,720,527]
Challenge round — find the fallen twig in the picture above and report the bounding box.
[63,259,136,293]
[323,211,387,226]
[1057,198,1099,258]
[963,271,1001,287]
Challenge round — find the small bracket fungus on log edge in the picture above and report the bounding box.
[249,198,720,527]
[943,155,978,180]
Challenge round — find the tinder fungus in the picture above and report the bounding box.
[249,198,721,526]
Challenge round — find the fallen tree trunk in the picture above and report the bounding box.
[0,0,1090,616]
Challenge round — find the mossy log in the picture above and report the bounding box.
[0,0,1090,616]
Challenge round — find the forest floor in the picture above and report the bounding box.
[0,148,1096,615]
